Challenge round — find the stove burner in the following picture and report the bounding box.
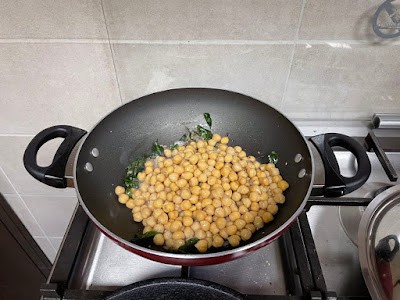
[106,278,243,300]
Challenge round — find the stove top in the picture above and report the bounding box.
[41,126,400,300]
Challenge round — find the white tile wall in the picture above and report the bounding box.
[3,194,45,237]
[282,43,400,119]
[0,43,121,134]
[299,0,382,40]
[112,44,293,107]
[0,0,107,39]
[0,0,399,262]
[103,0,303,40]
[0,168,14,194]
[23,195,78,237]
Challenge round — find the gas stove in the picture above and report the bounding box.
[41,121,400,300]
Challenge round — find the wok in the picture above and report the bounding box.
[23,88,371,265]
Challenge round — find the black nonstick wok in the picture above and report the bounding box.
[23,88,371,265]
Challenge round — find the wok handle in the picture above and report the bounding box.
[23,125,87,188]
[310,133,371,197]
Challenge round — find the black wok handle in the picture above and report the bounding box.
[23,125,87,188]
[310,133,371,197]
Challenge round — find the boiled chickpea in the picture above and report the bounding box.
[211,133,221,142]
[141,207,152,219]
[168,173,179,182]
[153,224,164,233]
[214,207,225,218]
[172,155,183,164]
[275,194,286,204]
[158,213,169,225]
[237,185,250,195]
[195,229,207,240]
[191,221,201,231]
[165,239,175,249]
[245,223,256,233]
[230,181,239,191]
[254,216,264,230]
[240,229,252,241]
[267,204,279,215]
[232,192,241,202]
[184,227,194,239]
[228,235,241,247]
[195,239,208,253]
[212,235,224,248]
[153,233,165,246]
[250,202,260,212]
[200,220,211,231]
[191,211,203,222]
[205,205,215,216]
[172,231,185,240]
[133,212,143,222]
[126,199,135,209]
[115,186,125,195]
[226,224,238,236]
[262,211,274,223]
[278,180,289,191]
[220,136,229,144]
[182,216,194,227]
[234,219,246,230]
[118,194,129,204]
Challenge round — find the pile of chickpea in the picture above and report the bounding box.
[115,133,289,253]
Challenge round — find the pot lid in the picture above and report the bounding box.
[358,185,400,300]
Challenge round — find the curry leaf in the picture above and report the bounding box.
[196,125,212,140]
[204,113,212,128]
[170,144,179,150]
[124,157,146,196]
[178,238,200,253]
[151,140,164,156]
[267,151,278,164]
[130,231,159,243]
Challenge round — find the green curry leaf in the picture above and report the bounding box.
[267,151,278,164]
[178,237,200,253]
[204,113,212,128]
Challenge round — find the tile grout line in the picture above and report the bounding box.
[34,235,64,239]
[0,38,109,44]
[0,38,399,46]
[0,134,35,137]
[279,0,307,112]
[100,0,124,105]
[0,166,58,254]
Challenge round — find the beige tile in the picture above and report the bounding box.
[112,44,293,108]
[0,0,107,38]
[3,194,44,237]
[0,168,14,194]
[0,43,121,134]
[49,237,64,252]
[23,195,78,238]
[35,237,56,262]
[282,44,400,120]
[0,136,76,196]
[299,0,382,40]
[103,0,302,40]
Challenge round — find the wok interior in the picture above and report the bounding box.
[76,89,312,253]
